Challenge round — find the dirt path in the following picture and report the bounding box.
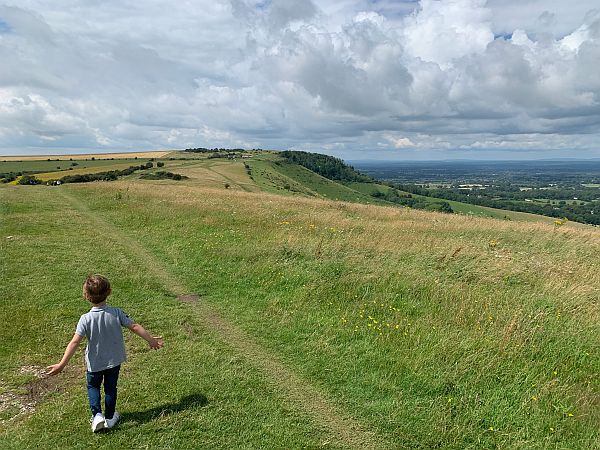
[58,188,383,449]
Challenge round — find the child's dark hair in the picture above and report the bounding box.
[83,274,111,304]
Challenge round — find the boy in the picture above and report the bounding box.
[47,274,163,432]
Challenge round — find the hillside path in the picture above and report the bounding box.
[58,188,383,450]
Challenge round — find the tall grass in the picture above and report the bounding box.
[1,181,598,448]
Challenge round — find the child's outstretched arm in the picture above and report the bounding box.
[47,333,84,375]
[128,323,164,350]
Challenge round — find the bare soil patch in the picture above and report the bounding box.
[0,366,65,425]
[177,294,200,304]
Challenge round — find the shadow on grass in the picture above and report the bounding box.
[123,393,209,425]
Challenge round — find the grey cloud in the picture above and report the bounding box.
[486,0,600,38]
[537,11,556,30]
[0,0,599,157]
[268,0,317,29]
[0,5,53,42]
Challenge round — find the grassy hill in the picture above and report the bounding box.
[1,152,599,448]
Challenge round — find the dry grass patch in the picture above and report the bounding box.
[78,181,600,325]
[0,151,171,161]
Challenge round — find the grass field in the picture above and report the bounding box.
[248,157,524,220]
[34,163,144,182]
[1,152,583,226]
[249,159,375,203]
[1,161,599,448]
[0,158,149,175]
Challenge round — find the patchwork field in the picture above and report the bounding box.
[0,153,599,448]
[0,151,172,162]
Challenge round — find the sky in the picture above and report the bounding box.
[0,0,599,160]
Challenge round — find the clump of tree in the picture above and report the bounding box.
[48,164,152,184]
[185,147,262,153]
[2,168,58,183]
[1,172,19,183]
[395,182,600,225]
[139,171,187,181]
[370,188,453,213]
[17,175,41,185]
[425,201,454,214]
[279,151,372,183]
[157,162,165,167]
[243,162,253,179]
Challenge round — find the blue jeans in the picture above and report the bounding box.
[86,365,120,420]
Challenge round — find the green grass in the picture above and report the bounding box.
[4,153,572,226]
[34,163,146,181]
[0,186,338,449]
[1,180,598,448]
[247,158,375,203]
[0,158,147,175]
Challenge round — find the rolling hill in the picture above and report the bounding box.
[0,151,598,448]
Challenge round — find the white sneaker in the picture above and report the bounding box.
[91,413,106,432]
[106,411,120,429]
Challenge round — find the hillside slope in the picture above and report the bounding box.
[2,150,582,226]
[1,177,598,448]
[245,153,576,224]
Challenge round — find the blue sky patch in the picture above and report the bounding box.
[0,18,11,33]
[494,32,513,40]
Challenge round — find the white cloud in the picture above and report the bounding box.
[384,134,415,148]
[0,0,599,158]
[402,0,494,67]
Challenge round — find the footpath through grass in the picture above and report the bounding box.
[1,181,599,449]
[0,186,345,449]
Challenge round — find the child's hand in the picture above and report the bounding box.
[46,364,64,376]
[149,336,164,350]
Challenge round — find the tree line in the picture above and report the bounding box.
[279,151,372,183]
[278,151,453,213]
[395,183,600,225]
[16,163,155,185]
[184,147,262,153]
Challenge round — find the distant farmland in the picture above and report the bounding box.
[0,150,172,161]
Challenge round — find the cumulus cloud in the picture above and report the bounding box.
[402,0,494,66]
[384,134,415,148]
[0,0,599,158]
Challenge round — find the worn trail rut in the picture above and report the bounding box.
[58,188,382,449]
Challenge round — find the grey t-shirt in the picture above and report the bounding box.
[75,305,134,372]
